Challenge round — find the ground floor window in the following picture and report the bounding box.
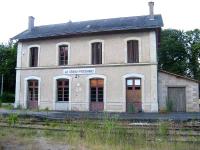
[57,79,69,101]
[90,79,104,102]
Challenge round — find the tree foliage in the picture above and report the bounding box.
[158,29,200,80]
[0,42,17,92]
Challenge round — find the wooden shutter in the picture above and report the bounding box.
[127,40,139,63]
[92,42,102,64]
[59,45,68,65]
[30,47,38,67]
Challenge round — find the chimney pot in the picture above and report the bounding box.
[28,16,35,31]
[148,1,154,20]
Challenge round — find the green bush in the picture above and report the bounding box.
[7,114,18,126]
[0,92,15,103]
[158,122,169,137]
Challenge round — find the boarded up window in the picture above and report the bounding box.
[59,45,68,65]
[91,42,102,64]
[30,47,38,67]
[127,40,139,63]
[57,79,69,101]
[90,79,104,102]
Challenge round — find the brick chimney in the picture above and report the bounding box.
[148,1,154,20]
[28,16,35,31]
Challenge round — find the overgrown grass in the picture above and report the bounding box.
[0,115,200,150]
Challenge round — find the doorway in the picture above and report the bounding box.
[126,78,142,112]
[90,78,104,112]
[27,80,38,109]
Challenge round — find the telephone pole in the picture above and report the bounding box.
[0,74,3,96]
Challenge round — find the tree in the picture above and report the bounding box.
[158,29,188,75]
[158,29,200,80]
[0,42,17,93]
[185,29,200,80]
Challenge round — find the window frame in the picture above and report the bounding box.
[89,40,104,65]
[53,75,72,110]
[124,37,141,63]
[56,79,69,102]
[127,40,139,63]
[28,45,40,67]
[56,42,70,66]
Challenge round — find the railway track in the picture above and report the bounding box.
[0,119,200,137]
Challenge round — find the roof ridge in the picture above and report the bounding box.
[34,14,162,28]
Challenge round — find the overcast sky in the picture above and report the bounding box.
[0,0,200,43]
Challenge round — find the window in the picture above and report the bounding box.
[126,78,141,90]
[57,79,69,101]
[28,80,38,101]
[127,40,139,63]
[91,42,102,64]
[59,45,68,65]
[90,79,104,102]
[29,47,38,67]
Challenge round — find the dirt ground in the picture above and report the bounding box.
[0,137,87,150]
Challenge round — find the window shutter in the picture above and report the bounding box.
[91,42,102,64]
[34,48,38,66]
[127,40,139,63]
[30,47,38,67]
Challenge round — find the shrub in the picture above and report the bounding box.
[7,114,18,126]
[158,122,169,137]
[0,92,15,103]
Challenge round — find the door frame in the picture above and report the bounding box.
[86,74,106,111]
[122,73,144,112]
[126,78,142,112]
[24,76,41,109]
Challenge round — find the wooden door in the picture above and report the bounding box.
[168,87,186,112]
[90,79,104,112]
[27,80,38,109]
[126,78,142,112]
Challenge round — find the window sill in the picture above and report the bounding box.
[56,101,69,103]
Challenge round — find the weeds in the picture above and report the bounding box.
[7,114,18,126]
[0,116,199,150]
[158,122,169,138]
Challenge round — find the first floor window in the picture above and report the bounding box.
[91,42,102,64]
[59,45,68,65]
[28,80,38,101]
[29,47,38,67]
[90,79,104,102]
[57,79,69,101]
[127,40,139,63]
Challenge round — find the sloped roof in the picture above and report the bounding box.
[159,70,200,83]
[12,15,163,41]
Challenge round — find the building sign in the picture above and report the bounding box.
[63,68,96,75]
